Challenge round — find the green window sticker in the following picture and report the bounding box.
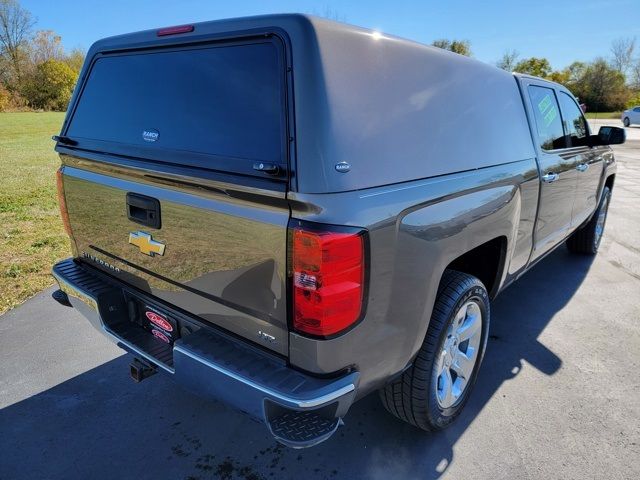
[543,106,557,126]
[538,94,557,127]
[538,95,551,114]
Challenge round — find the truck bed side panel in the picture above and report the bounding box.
[288,158,539,396]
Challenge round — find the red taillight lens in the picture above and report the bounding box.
[56,169,72,236]
[292,223,367,337]
[157,25,194,36]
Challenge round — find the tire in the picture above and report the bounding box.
[379,270,490,431]
[566,186,612,254]
[623,117,630,127]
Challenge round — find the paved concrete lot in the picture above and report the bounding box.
[1,123,638,480]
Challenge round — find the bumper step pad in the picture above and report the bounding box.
[269,411,341,447]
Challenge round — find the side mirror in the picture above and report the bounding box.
[596,126,626,145]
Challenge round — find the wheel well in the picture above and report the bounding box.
[445,236,507,297]
[605,174,615,191]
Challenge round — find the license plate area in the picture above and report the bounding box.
[141,305,178,345]
[123,292,200,346]
[102,291,202,369]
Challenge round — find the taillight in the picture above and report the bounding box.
[56,168,72,236]
[291,221,367,337]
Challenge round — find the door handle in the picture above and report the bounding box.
[576,163,589,172]
[126,192,161,229]
[542,172,559,183]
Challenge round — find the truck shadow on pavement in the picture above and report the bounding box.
[0,248,594,480]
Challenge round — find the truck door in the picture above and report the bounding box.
[556,91,604,227]
[525,83,579,259]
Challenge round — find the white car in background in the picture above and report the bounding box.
[622,106,640,126]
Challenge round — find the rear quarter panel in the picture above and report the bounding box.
[288,158,539,397]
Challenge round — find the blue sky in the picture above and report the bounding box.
[22,0,639,70]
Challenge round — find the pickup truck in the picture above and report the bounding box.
[51,14,625,448]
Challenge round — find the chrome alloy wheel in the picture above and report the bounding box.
[594,193,610,248]
[435,300,483,409]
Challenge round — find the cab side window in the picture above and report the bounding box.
[559,92,589,147]
[528,86,566,150]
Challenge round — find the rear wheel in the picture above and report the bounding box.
[623,117,630,127]
[566,186,611,254]
[379,270,490,431]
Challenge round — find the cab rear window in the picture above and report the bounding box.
[65,40,285,175]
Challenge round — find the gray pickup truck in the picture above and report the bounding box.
[51,15,625,448]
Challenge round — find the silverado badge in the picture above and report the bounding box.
[128,231,166,257]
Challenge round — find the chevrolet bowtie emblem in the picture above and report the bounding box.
[128,231,166,257]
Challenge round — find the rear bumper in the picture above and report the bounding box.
[52,258,358,448]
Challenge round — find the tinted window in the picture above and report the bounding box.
[559,92,589,147]
[67,42,283,168]
[634,107,640,112]
[528,86,565,150]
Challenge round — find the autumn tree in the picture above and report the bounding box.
[547,70,570,84]
[610,36,636,77]
[496,49,519,71]
[570,58,628,111]
[0,0,34,85]
[564,61,587,84]
[62,47,85,72]
[0,83,10,110]
[514,57,552,78]
[630,60,640,89]
[432,39,472,56]
[30,29,64,64]
[21,59,77,110]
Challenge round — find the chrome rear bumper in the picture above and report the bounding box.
[52,258,358,448]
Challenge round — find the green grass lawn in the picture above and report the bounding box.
[584,111,621,119]
[0,112,70,314]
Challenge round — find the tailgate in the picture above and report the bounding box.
[61,164,289,355]
[55,34,292,355]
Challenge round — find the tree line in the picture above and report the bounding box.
[0,0,83,111]
[1,0,638,113]
[435,37,640,112]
